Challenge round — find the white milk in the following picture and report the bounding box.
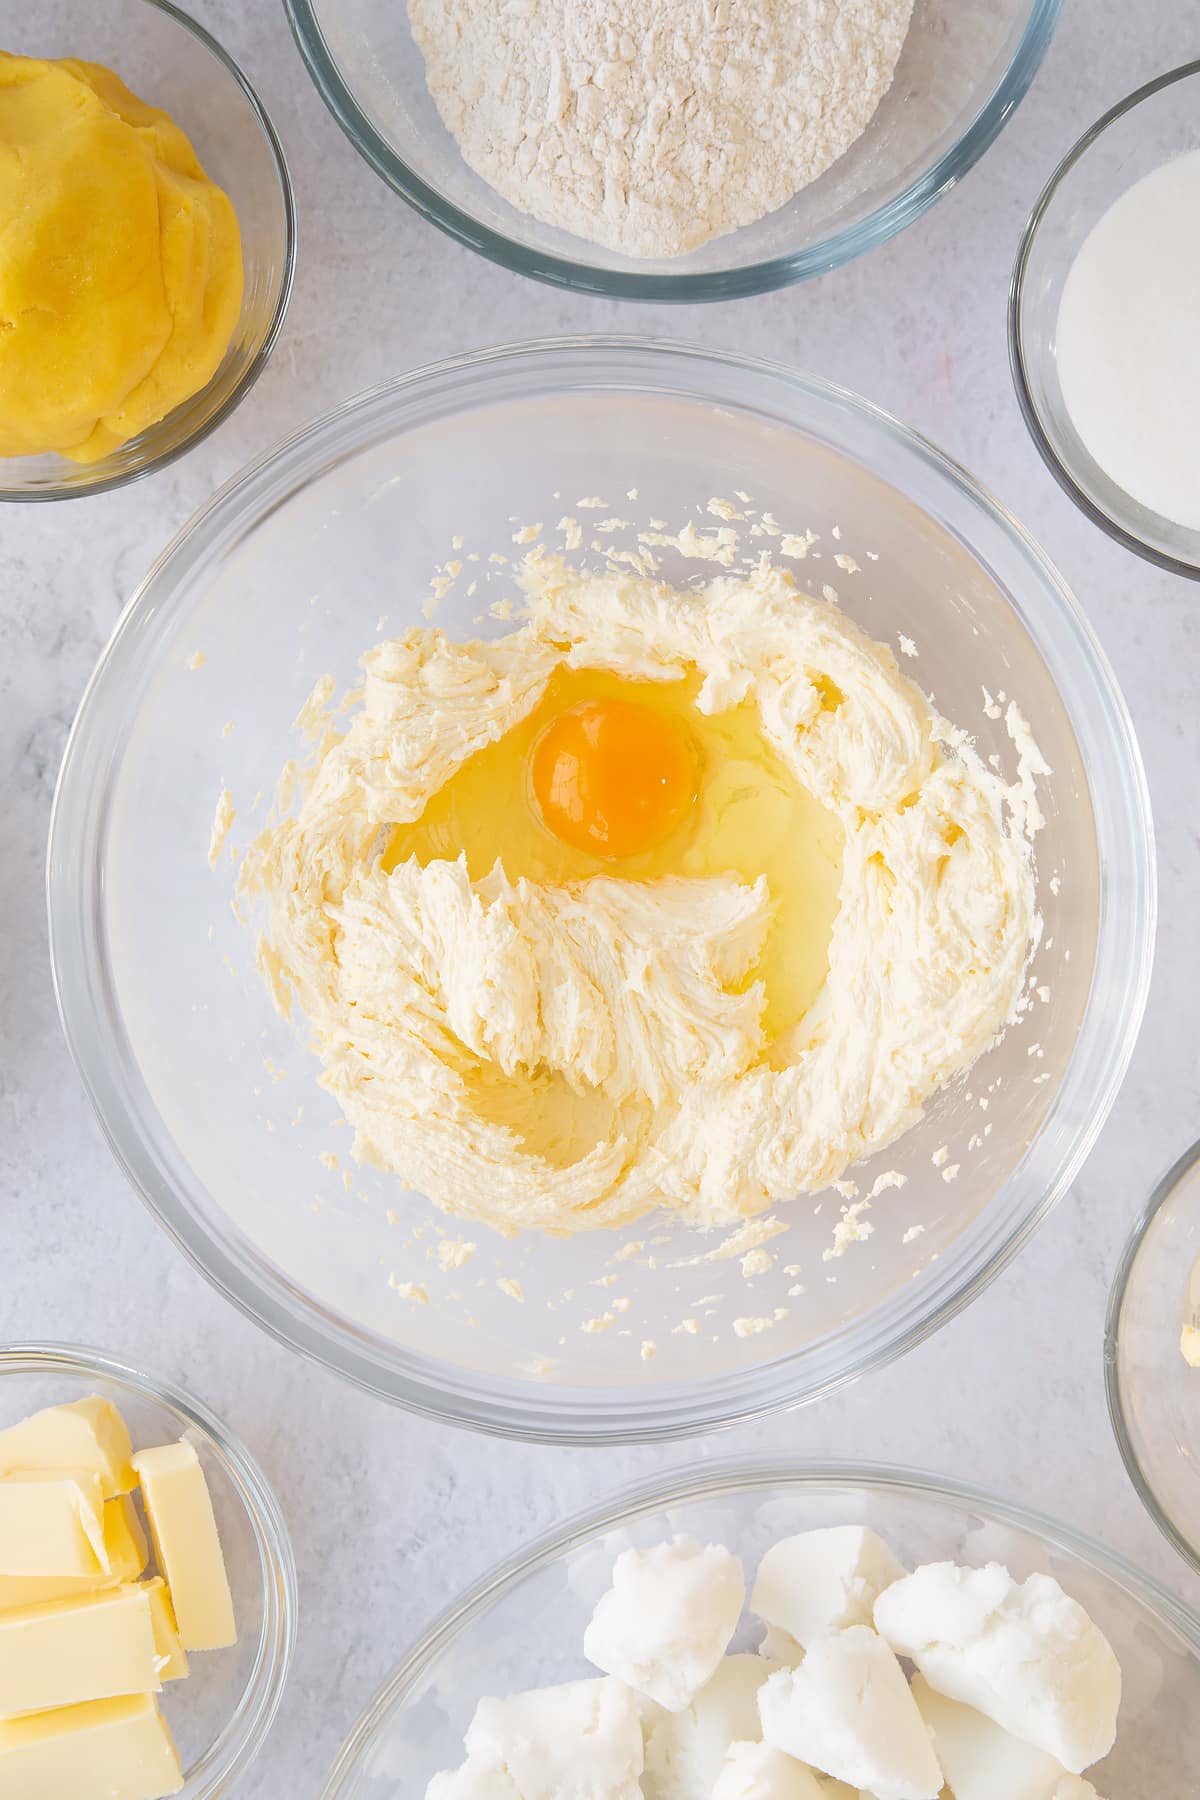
[1056,146,1200,531]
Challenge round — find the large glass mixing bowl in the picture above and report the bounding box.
[284,0,1061,299]
[48,339,1153,1442]
[319,1461,1200,1797]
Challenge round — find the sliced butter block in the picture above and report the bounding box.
[131,1441,236,1651]
[0,1494,148,1613]
[0,1471,107,1577]
[0,1397,136,1498]
[108,1493,151,1579]
[0,1693,183,1799]
[139,1579,189,1683]
[0,1585,160,1718]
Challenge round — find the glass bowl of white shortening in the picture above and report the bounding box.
[318,1460,1200,1796]
[48,338,1153,1442]
[283,0,1061,299]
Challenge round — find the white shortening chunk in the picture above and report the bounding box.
[642,1654,777,1799]
[874,1563,1120,1774]
[757,1625,804,1665]
[758,1626,942,1800]
[911,1674,1104,1800]
[583,1535,744,1711]
[426,1760,521,1799]
[751,1528,906,1651]
[462,1676,644,1799]
[712,1740,827,1799]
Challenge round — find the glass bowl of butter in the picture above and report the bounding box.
[1107,1138,1200,1579]
[0,0,295,502]
[0,1342,296,1798]
[48,338,1154,1443]
[319,1458,1200,1797]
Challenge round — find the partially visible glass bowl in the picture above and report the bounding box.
[0,1343,297,1796]
[0,0,295,502]
[319,1459,1200,1797]
[48,338,1154,1443]
[285,0,1061,300]
[1009,61,1200,578]
[1106,1139,1200,1577]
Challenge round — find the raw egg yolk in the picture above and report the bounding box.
[531,698,698,858]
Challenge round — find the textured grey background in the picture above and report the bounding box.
[2,0,1199,1791]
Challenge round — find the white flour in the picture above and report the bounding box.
[407,0,915,258]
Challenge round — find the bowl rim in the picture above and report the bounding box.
[0,0,297,505]
[0,1340,299,1795]
[282,0,1063,301]
[318,1453,1200,1797]
[1008,57,1200,580]
[47,335,1156,1445]
[1105,1135,1200,1580]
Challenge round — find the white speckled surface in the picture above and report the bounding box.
[2,1,1199,1790]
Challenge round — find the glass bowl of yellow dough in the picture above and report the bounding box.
[49,339,1154,1442]
[319,1460,1200,1797]
[0,1342,297,1796]
[0,0,294,501]
[1107,1137,1200,1579]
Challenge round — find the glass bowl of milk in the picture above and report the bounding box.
[1010,60,1200,578]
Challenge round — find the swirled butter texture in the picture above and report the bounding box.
[240,554,1041,1235]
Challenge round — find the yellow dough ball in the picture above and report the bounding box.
[0,52,244,461]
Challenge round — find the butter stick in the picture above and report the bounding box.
[139,1578,189,1683]
[131,1442,236,1651]
[0,1493,147,1612]
[0,1397,136,1498]
[0,1585,160,1717]
[0,1694,183,1799]
[0,1471,107,1576]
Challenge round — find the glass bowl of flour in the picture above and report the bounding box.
[49,338,1153,1442]
[1010,61,1200,578]
[319,1461,1200,1797]
[283,0,1061,298]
